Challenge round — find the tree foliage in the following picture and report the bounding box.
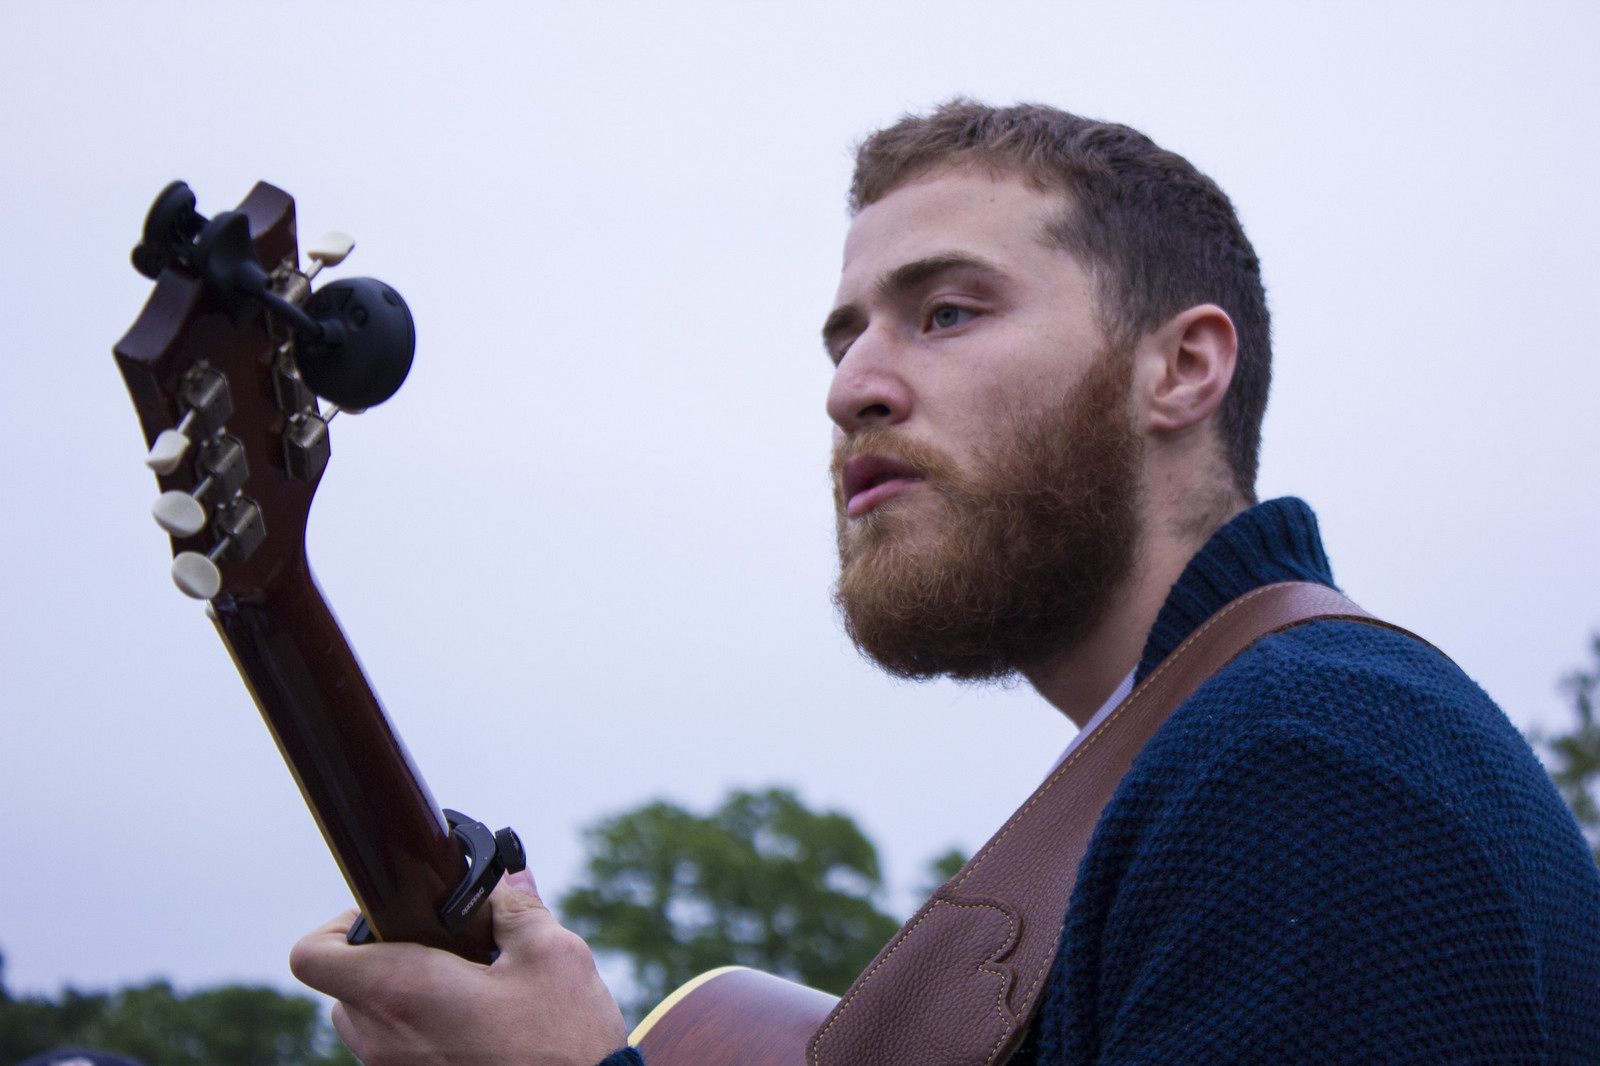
[0,953,355,1066]
[559,788,903,1020]
[920,846,970,896]
[1541,633,1600,863]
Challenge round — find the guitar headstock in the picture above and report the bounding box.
[113,182,414,601]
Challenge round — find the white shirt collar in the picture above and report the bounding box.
[1046,666,1137,777]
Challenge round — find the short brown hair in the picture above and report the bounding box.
[851,100,1270,499]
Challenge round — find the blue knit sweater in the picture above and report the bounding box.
[1011,497,1600,1064]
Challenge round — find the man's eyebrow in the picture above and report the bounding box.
[821,253,1003,355]
[821,304,863,355]
[874,253,1003,303]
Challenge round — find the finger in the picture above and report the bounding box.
[288,909,356,978]
[313,908,361,939]
[290,909,409,1000]
[488,870,573,966]
[503,868,539,896]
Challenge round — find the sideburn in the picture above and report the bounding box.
[833,348,1144,681]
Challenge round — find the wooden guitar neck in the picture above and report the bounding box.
[210,562,494,960]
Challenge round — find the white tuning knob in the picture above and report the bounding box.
[305,231,355,281]
[145,427,191,475]
[152,490,208,537]
[309,230,355,265]
[171,552,222,600]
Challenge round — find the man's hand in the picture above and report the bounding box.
[290,869,629,1066]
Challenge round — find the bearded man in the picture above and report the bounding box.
[291,102,1600,1065]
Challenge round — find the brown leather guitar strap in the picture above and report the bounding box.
[807,582,1420,1066]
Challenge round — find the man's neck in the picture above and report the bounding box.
[1020,498,1244,728]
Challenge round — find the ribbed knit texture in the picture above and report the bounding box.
[1013,497,1600,1064]
[1135,497,1335,683]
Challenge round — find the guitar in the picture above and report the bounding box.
[114,181,523,964]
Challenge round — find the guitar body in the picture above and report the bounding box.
[631,968,837,1066]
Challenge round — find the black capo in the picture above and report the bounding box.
[346,810,527,948]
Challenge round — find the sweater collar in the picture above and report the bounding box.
[1134,497,1336,682]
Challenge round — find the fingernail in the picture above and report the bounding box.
[505,869,538,895]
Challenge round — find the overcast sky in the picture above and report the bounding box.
[1,1,1596,1002]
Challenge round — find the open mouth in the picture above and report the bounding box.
[841,455,924,517]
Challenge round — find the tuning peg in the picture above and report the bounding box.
[305,231,355,281]
[145,428,190,475]
[152,488,209,537]
[171,551,222,600]
[151,432,245,536]
[167,497,265,601]
[145,410,197,475]
[145,368,230,475]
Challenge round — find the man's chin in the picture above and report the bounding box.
[837,499,943,567]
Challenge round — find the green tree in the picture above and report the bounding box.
[559,788,902,1021]
[920,846,971,896]
[0,952,355,1066]
[1540,633,1600,863]
[0,957,109,1065]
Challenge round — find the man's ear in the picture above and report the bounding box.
[1133,304,1238,435]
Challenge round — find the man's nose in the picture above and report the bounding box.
[826,328,911,432]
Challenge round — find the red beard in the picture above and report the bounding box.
[832,346,1144,681]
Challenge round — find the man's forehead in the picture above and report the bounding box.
[836,169,1074,296]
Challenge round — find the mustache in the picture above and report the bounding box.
[830,428,962,506]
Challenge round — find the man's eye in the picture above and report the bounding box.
[930,305,971,329]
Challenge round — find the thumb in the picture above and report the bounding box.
[503,868,540,898]
[489,868,562,956]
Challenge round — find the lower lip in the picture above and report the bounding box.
[847,477,921,517]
